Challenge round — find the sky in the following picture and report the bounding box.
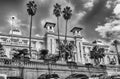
[0,0,120,43]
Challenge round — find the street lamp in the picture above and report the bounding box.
[27,0,37,57]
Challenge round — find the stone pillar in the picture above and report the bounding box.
[76,40,85,64]
[76,41,81,63]
[81,42,85,64]
[87,47,91,63]
[115,55,119,65]
[47,35,56,54]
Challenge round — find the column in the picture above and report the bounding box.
[115,55,119,65]
[88,47,91,63]
[76,41,82,63]
[81,42,85,64]
[76,41,85,64]
[47,36,56,54]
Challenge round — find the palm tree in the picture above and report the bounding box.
[39,49,60,79]
[27,1,37,57]
[62,6,72,43]
[39,49,51,77]
[59,41,74,62]
[53,3,61,57]
[112,40,120,64]
[39,49,48,60]
[0,43,7,57]
[85,63,93,77]
[90,45,105,65]
[12,48,30,78]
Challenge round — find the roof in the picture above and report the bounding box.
[0,33,44,40]
[44,22,56,28]
[45,32,82,39]
[70,27,83,32]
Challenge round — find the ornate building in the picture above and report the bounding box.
[0,22,119,79]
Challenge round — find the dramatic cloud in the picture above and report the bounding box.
[0,0,118,42]
[96,0,120,40]
[84,0,94,11]
[105,0,116,9]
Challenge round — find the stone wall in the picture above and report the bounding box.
[0,58,106,79]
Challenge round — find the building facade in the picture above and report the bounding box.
[0,22,119,79]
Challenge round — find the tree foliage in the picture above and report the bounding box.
[62,6,72,21]
[112,40,120,64]
[39,49,60,63]
[0,43,7,57]
[90,45,105,65]
[12,48,30,61]
[53,3,61,17]
[59,41,74,62]
[27,1,37,16]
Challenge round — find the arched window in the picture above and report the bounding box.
[113,56,116,63]
[107,56,110,63]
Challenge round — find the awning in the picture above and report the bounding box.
[38,73,59,79]
[65,73,88,79]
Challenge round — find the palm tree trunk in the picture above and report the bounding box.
[21,67,24,78]
[18,60,21,77]
[48,62,51,77]
[29,15,32,57]
[115,44,120,64]
[94,59,98,65]
[21,59,25,78]
[88,67,91,77]
[57,17,60,56]
[71,67,73,75]
[65,20,68,43]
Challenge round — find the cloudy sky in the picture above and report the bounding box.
[0,0,120,42]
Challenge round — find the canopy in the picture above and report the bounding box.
[38,73,59,79]
[65,73,88,79]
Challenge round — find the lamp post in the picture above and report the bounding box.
[27,0,37,57]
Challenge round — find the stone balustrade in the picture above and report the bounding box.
[0,57,110,79]
[0,57,107,73]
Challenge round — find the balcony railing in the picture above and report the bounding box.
[0,57,106,73]
[0,57,70,70]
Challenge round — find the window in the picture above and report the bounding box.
[113,56,116,63]
[1,37,7,42]
[56,39,59,48]
[83,46,85,53]
[22,40,28,44]
[32,41,36,48]
[50,39,52,53]
[79,42,82,58]
[107,56,110,62]
[11,38,19,43]
[50,26,52,29]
